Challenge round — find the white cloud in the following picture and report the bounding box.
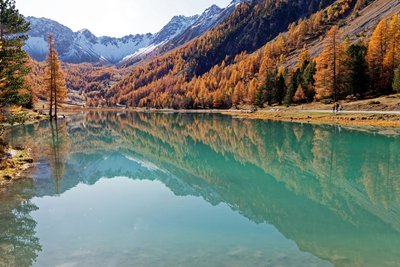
[16,0,231,37]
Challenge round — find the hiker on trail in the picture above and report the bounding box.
[333,103,337,114]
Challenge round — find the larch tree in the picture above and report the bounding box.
[384,15,400,90]
[232,80,244,107]
[0,0,30,108]
[45,34,66,119]
[366,19,388,94]
[296,46,310,69]
[315,26,346,101]
[246,78,258,104]
[293,85,306,103]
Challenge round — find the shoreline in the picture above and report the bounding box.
[65,106,400,128]
[0,111,48,187]
[221,109,400,128]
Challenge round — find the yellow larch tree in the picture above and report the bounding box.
[45,34,67,119]
[384,15,400,85]
[315,26,346,101]
[366,19,388,93]
[296,46,311,69]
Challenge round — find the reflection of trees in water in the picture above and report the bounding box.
[49,121,67,193]
[17,111,398,221]
[0,180,41,267]
[6,111,400,266]
[8,111,400,220]
[10,120,71,194]
[74,111,400,266]
[40,111,398,228]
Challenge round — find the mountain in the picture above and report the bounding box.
[153,15,199,44]
[24,14,199,64]
[120,0,250,67]
[161,0,250,53]
[118,15,199,66]
[24,1,247,65]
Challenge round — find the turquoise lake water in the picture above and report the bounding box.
[1,111,400,266]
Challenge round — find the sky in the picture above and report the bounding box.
[16,0,232,37]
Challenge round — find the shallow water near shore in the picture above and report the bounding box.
[1,111,400,266]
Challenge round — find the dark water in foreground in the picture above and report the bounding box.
[1,111,400,267]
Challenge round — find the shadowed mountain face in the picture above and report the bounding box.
[4,112,400,266]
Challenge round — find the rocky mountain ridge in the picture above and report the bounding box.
[24,0,248,65]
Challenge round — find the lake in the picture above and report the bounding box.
[1,111,400,267]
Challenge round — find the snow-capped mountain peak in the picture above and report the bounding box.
[24,1,250,65]
[153,15,199,44]
[190,5,223,30]
[25,14,204,64]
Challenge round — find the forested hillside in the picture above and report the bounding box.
[105,0,336,107]
[101,0,400,109]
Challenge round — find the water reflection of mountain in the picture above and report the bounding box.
[7,111,400,267]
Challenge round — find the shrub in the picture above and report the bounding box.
[346,95,357,102]
[321,98,333,104]
[3,106,28,126]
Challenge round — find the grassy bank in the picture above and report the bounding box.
[222,110,400,128]
[223,94,400,127]
[0,109,48,187]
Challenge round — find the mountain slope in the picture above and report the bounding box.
[289,0,400,66]
[119,0,250,67]
[102,0,400,109]
[106,0,336,105]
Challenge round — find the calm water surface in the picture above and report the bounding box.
[1,112,400,267]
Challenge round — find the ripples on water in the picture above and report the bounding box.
[1,111,400,267]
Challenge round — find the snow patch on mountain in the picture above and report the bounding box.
[153,15,199,44]
[190,5,223,31]
[122,42,165,62]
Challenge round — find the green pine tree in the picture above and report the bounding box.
[302,60,317,102]
[254,85,266,108]
[0,0,30,108]
[275,72,286,105]
[265,71,275,106]
[346,43,369,97]
[284,69,300,106]
[393,66,400,92]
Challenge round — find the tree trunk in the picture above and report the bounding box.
[333,31,337,102]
